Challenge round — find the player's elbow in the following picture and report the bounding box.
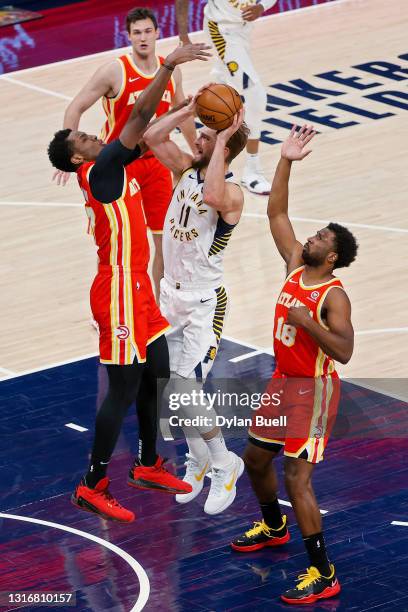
[203,191,221,209]
[337,345,353,364]
[143,126,160,147]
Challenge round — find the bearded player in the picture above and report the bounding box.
[144,94,249,514]
[176,0,277,195]
[231,125,358,604]
[47,43,209,523]
[54,7,197,297]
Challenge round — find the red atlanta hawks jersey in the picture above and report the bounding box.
[273,266,344,377]
[100,55,175,143]
[77,162,149,270]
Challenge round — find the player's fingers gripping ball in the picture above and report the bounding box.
[196,83,243,131]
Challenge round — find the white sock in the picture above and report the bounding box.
[205,432,232,469]
[183,427,209,464]
[245,152,260,172]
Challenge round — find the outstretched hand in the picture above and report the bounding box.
[281,124,316,161]
[166,42,211,67]
[217,107,245,142]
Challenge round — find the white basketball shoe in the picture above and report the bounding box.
[204,452,244,515]
[241,169,271,195]
[175,453,211,504]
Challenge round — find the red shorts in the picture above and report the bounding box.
[90,267,170,365]
[248,372,340,463]
[128,154,173,233]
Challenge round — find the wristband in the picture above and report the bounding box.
[162,62,175,71]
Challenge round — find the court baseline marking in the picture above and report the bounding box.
[391,521,408,527]
[2,201,408,235]
[0,0,351,79]
[1,327,407,382]
[0,513,150,612]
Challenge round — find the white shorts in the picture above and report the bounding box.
[203,17,266,138]
[160,277,229,380]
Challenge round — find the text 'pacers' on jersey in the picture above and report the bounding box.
[163,167,237,288]
[274,266,344,377]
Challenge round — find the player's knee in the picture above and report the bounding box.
[243,444,270,476]
[284,460,312,493]
[243,82,267,139]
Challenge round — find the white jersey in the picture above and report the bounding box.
[204,0,256,24]
[163,167,237,288]
[204,0,276,24]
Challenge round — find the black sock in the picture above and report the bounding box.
[303,532,331,576]
[84,460,109,489]
[134,335,169,468]
[136,439,157,467]
[260,498,285,530]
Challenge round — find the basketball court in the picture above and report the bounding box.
[0,0,407,609]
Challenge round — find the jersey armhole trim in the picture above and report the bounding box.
[316,284,345,329]
[108,57,127,102]
[285,265,305,282]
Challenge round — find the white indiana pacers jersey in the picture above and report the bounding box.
[163,167,237,287]
[204,0,258,24]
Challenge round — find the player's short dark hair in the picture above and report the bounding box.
[47,129,77,172]
[225,121,250,163]
[327,222,358,269]
[126,7,158,32]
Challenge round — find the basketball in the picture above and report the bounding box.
[196,84,243,131]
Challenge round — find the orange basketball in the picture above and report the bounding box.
[196,84,243,131]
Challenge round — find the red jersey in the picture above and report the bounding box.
[100,54,175,144]
[77,162,149,270]
[273,266,344,377]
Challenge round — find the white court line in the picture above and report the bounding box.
[0,200,82,208]
[0,366,15,376]
[243,212,408,234]
[2,204,408,237]
[0,0,351,79]
[0,513,150,612]
[2,202,408,236]
[0,351,98,382]
[355,327,408,336]
[391,521,408,527]
[1,75,72,100]
[229,349,267,363]
[279,498,328,515]
[1,328,406,383]
[65,422,88,433]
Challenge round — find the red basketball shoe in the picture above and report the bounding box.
[128,456,193,494]
[71,477,135,523]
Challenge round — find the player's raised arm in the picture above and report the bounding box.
[203,109,247,216]
[52,61,118,185]
[143,96,196,176]
[172,66,197,152]
[120,43,210,150]
[63,62,118,132]
[175,0,192,45]
[268,124,316,270]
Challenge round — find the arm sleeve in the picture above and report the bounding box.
[89,140,141,203]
